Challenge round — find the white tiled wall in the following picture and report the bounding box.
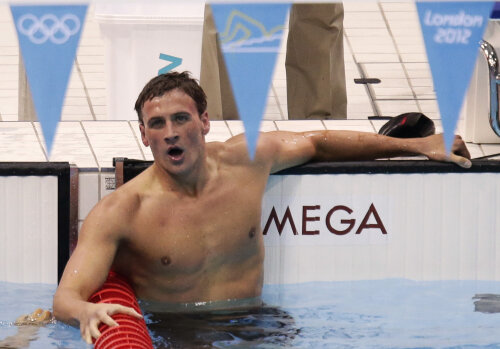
[0,122,46,161]
[0,4,19,122]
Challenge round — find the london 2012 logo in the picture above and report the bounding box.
[16,13,81,45]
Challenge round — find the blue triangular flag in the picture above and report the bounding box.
[416,1,494,154]
[10,5,88,156]
[211,3,290,158]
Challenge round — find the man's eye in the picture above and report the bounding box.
[149,119,165,128]
[174,114,190,123]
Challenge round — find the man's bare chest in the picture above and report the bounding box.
[124,183,264,274]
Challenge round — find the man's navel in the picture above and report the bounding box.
[161,256,171,266]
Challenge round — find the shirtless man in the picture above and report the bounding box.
[53,71,471,344]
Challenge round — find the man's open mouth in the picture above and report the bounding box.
[167,147,184,160]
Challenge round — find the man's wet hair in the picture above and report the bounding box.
[134,71,207,124]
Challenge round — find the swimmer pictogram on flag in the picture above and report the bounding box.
[416,1,494,155]
[10,4,88,157]
[211,3,290,158]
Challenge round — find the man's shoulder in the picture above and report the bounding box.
[206,132,280,167]
[96,175,145,219]
[206,140,236,164]
[206,140,249,171]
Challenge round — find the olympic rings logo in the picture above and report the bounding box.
[17,13,81,45]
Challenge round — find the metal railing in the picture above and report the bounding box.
[479,39,500,137]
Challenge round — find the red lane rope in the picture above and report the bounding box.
[89,271,153,349]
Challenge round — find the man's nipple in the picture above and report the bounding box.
[249,227,256,238]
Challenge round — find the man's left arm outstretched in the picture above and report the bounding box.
[250,130,471,174]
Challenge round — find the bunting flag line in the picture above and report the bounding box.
[211,3,290,158]
[10,4,88,156]
[416,1,494,154]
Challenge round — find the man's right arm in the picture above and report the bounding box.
[53,192,141,344]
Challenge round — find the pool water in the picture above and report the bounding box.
[1,279,499,348]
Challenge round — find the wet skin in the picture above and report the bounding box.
[115,90,267,302]
[53,88,472,343]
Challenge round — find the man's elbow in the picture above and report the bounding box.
[52,291,64,321]
[52,288,78,325]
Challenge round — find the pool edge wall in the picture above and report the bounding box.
[115,158,500,283]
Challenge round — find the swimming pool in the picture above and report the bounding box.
[1,279,499,348]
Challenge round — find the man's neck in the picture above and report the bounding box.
[152,158,213,197]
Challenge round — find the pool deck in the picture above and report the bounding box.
[0,119,498,169]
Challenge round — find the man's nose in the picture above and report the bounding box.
[164,123,179,144]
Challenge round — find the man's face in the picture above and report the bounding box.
[139,89,210,177]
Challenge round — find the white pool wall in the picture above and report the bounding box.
[0,176,58,283]
[263,173,500,284]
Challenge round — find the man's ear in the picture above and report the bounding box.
[139,123,150,147]
[200,111,210,136]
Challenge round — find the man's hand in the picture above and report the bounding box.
[78,302,143,344]
[15,308,53,326]
[0,309,52,348]
[420,134,472,168]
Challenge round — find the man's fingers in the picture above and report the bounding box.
[32,308,43,317]
[452,140,471,160]
[14,315,29,325]
[109,304,143,319]
[448,154,472,169]
[88,320,102,342]
[14,308,53,325]
[456,145,471,160]
[39,310,52,322]
[460,157,473,169]
[82,327,92,345]
[100,314,119,328]
[78,303,143,344]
